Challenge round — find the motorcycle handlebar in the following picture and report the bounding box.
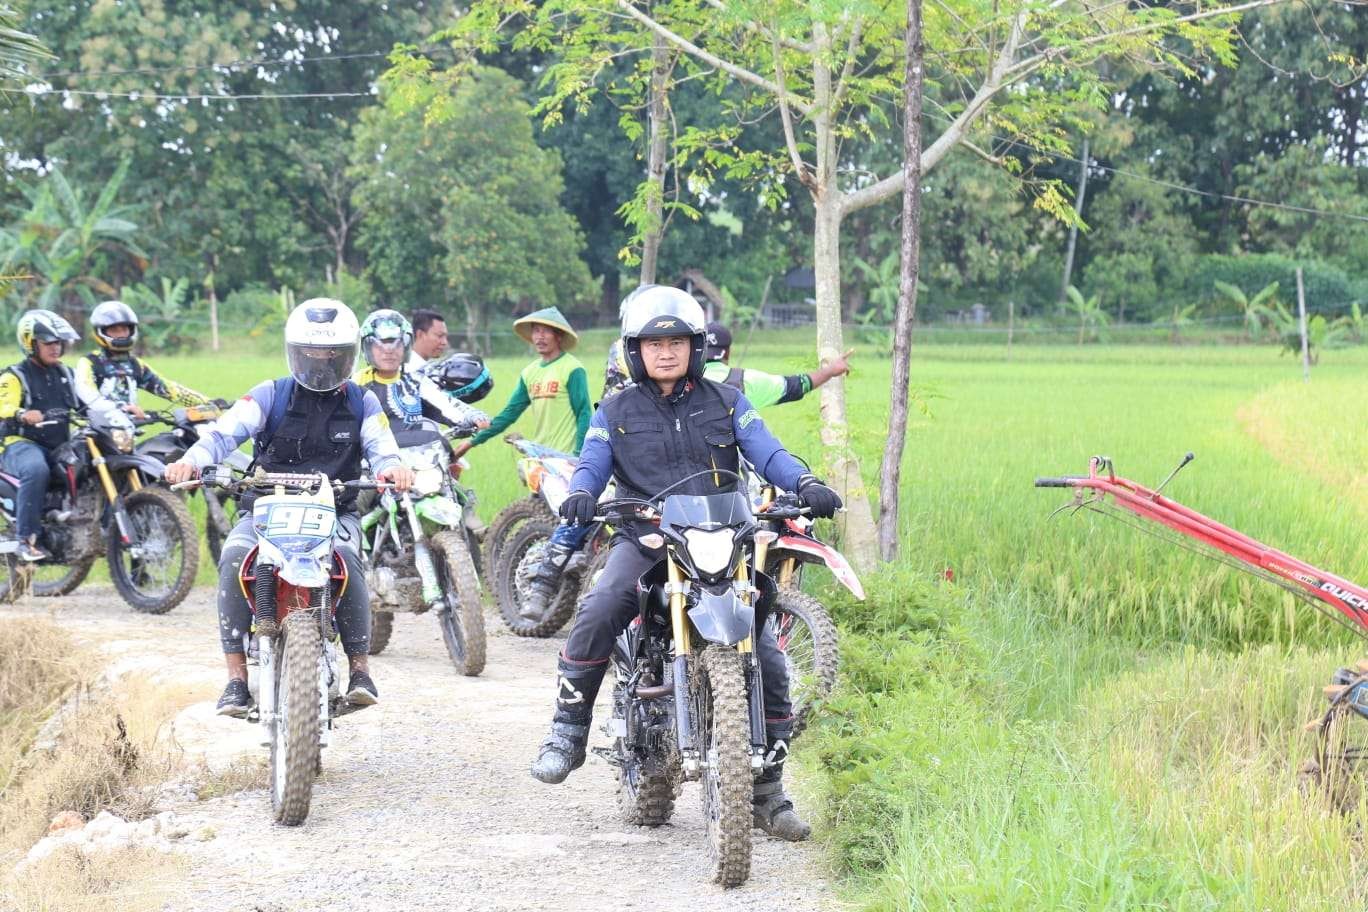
[1034,476,1083,488]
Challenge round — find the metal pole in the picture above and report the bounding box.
[1006,298,1014,358]
[1297,266,1310,382]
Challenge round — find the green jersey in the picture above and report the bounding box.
[471,352,591,455]
[702,360,810,409]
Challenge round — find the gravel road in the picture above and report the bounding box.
[17,587,838,912]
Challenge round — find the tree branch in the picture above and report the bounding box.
[773,29,815,190]
[701,0,815,54]
[841,10,1024,216]
[614,0,814,116]
[830,17,864,111]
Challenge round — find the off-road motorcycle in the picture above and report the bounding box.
[134,401,247,562]
[0,402,198,611]
[360,423,487,675]
[177,466,382,826]
[596,470,839,887]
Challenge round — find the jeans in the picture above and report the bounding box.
[216,512,371,656]
[0,441,50,539]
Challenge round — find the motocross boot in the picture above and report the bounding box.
[519,542,576,621]
[753,722,811,841]
[530,658,605,784]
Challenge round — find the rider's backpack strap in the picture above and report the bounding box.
[724,366,746,392]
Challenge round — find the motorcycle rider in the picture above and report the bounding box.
[163,300,415,717]
[701,321,853,408]
[73,300,216,418]
[0,310,115,562]
[354,309,490,430]
[528,285,843,842]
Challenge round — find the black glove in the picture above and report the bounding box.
[211,398,231,409]
[559,490,596,526]
[796,475,842,519]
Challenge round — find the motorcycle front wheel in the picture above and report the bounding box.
[432,531,487,676]
[271,612,322,826]
[108,487,199,614]
[694,647,753,888]
[767,588,840,739]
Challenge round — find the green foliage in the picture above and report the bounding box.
[0,162,144,319]
[356,65,593,337]
[1184,254,1365,319]
[1066,285,1109,344]
[1214,279,1280,339]
[0,4,51,81]
[121,276,192,352]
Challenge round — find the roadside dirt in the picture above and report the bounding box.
[9,587,838,912]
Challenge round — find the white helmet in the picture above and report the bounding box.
[284,298,360,392]
[90,300,139,352]
[618,285,707,384]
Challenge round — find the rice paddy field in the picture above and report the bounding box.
[135,335,1368,909]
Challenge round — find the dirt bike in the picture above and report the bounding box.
[487,433,612,637]
[134,401,248,563]
[596,471,841,887]
[0,402,198,611]
[752,486,859,738]
[361,422,486,675]
[177,466,382,826]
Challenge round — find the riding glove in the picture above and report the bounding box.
[796,475,842,519]
[559,490,597,526]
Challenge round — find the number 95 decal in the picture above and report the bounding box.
[257,504,335,538]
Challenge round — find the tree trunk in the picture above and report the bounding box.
[876,0,924,563]
[639,37,671,285]
[1057,136,1089,309]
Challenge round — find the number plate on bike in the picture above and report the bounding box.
[254,502,336,540]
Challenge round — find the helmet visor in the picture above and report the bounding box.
[620,290,705,339]
[288,342,357,392]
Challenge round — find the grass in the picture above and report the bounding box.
[85,335,1368,908]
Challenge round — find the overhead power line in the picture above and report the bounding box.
[25,86,372,101]
[37,50,390,82]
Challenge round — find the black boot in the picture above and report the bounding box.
[753,722,810,841]
[530,658,606,784]
[519,542,575,621]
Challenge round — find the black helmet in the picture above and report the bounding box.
[618,284,707,384]
[423,352,493,404]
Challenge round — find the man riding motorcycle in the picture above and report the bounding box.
[528,285,842,842]
[0,310,116,562]
[73,300,215,417]
[163,300,414,717]
[354,309,489,430]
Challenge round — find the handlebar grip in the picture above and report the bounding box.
[1034,476,1078,488]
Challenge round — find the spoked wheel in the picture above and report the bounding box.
[693,647,753,888]
[432,531,486,676]
[1302,702,1368,812]
[271,612,322,826]
[612,662,680,827]
[0,549,32,604]
[576,541,611,604]
[767,588,840,739]
[29,554,96,597]
[483,497,552,579]
[108,487,199,614]
[368,610,395,656]
[496,519,580,638]
[204,490,236,565]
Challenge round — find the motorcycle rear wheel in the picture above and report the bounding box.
[271,612,322,826]
[495,519,581,638]
[483,497,552,580]
[433,531,487,676]
[694,647,753,888]
[767,588,839,739]
[612,664,680,827]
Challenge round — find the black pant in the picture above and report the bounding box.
[562,539,792,725]
[217,513,371,656]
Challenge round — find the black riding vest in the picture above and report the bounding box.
[255,384,364,510]
[8,359,78,451]
[596,377,743,505]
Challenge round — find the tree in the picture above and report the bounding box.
[428,0,1298,567]
[353,65,592,346]
[0,5,51,82]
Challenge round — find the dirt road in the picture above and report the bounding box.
[19,587,838,912]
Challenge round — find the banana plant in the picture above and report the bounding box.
[1213,280,1279,341]
[1066,285,1110,344]
[122,277,192,351]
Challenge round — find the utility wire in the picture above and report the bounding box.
[36,50,390,81]
[24,86,372,101]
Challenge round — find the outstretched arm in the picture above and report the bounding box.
[136,358,211,406]
[468,378,531,447]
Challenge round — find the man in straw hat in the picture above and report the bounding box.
[456,306,591,460]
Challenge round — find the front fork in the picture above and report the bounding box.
[87,438,137,547]
[401,493,443,606]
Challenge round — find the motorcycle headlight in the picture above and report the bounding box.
[413,467,445,497]
[683,528,736,576]
[111,428,134,453]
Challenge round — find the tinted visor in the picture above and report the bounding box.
[287,342,358,392]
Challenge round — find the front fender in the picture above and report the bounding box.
[105,452,169,480]
[688,589,754,647]
[773,534,865,600]
[414,494,463,528]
